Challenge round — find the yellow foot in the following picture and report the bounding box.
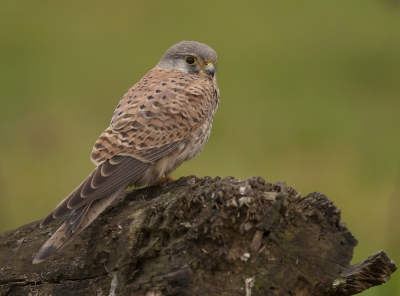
[157,175,175,184]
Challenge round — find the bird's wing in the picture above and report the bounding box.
[40,155,150,227]
[41,68,217,227]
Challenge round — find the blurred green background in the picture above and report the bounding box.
[1,1,399,294]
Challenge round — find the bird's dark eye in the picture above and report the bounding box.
[185,56,196,65]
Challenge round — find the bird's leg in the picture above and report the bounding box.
[165,174,175,182]
[157,174,175,184]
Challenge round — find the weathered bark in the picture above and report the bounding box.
[0,176,396,295]
[327,250,397,296]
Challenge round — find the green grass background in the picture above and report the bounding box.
[0,1,399,294]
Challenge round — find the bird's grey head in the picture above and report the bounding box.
[157,41,217,78]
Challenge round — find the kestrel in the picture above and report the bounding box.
[33,41,219,264]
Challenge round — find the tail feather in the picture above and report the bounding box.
[64,203,91,235]
[32,189,122,264]
[39,156,150,228]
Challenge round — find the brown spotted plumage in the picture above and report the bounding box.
[33,41,219,264]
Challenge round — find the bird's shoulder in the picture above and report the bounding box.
[91,67,218,165]
[110,67,215,130]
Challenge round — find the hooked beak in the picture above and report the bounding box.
[204,63,215,77]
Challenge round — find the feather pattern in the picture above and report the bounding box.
[33,41,220,264]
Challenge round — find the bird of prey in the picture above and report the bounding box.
[33,41,219,264]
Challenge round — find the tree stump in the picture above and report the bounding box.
[0,176,396,295]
